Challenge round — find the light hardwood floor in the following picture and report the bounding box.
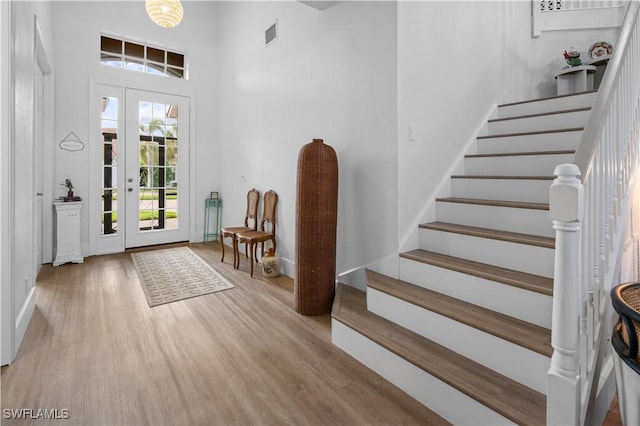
[1,243,448,425]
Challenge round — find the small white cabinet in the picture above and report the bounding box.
[53,201,83,266]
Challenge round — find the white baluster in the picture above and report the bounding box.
[547,164,583,425]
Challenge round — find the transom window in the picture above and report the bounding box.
[100,35,186,79]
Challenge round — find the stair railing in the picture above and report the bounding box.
[548,1,640,424]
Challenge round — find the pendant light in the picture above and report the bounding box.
[145,0,183,29]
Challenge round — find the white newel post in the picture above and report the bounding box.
[547,164,583,425]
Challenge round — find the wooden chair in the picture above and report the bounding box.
[220,188,260,268]
[236,190,278,277]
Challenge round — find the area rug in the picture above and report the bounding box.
[131,246,234,307]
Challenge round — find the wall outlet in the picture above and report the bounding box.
[409,124,416,141]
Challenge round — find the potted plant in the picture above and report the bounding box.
[61,178,74,198]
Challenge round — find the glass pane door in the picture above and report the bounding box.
[137,101,179,231]
[125,90,189,248]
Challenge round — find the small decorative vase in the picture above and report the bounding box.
[262,248,280,278]
[67,191,74,198]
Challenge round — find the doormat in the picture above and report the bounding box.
[131,247,234,307]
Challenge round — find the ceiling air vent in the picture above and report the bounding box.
[265,21,278,47]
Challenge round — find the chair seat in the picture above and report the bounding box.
[237,230,272,242]
[221,226,252,235]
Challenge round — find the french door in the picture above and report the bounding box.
[124,89,190,248]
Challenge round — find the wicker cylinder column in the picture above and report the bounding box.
[294,139,338,315]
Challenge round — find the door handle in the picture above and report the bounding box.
[36,193,43,196]
[128,188,133,192]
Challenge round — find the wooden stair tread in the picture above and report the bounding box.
[436,197,549,211]
[465,150,574,158]
[451,175,555,180]
[332,284,547,426]
[477,127,583,140]
[488,106,591,123]
[366,270,552,357]
[400,249,553,296]
[497,90,596,108]
[420,221,555,249]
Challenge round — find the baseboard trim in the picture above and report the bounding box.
[14,286,35,357]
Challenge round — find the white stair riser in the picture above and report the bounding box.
[451,178,551,203]
[488,110,590,135]
[367,289,550,395]
[497,92,597,119]
[332,319,516,425]
[477,131,581,154]
[399,257,552,328]
[465,153,575,176]
[418,228,554,278]
[436,201,554,237]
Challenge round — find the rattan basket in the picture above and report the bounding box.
[294,139,338,315]
[611,282,640,365]
[611,282,640,425]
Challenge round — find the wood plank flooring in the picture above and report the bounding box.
[1,243,447,425]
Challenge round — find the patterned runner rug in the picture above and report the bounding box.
[131,246,234,307]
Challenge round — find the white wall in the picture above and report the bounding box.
[214,1,398,277]
[397,0,619,252]
[51,1,219,254]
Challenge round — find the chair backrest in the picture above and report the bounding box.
[260,190,278,235]
[245,188,260,230]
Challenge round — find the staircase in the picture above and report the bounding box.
[332,90,598,425]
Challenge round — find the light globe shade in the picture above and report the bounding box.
[145,0,183,29]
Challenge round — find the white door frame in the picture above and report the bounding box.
[0,0,14,366]
[35,17,54,266]
[33,17,53,276]
[34,62,43,273]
